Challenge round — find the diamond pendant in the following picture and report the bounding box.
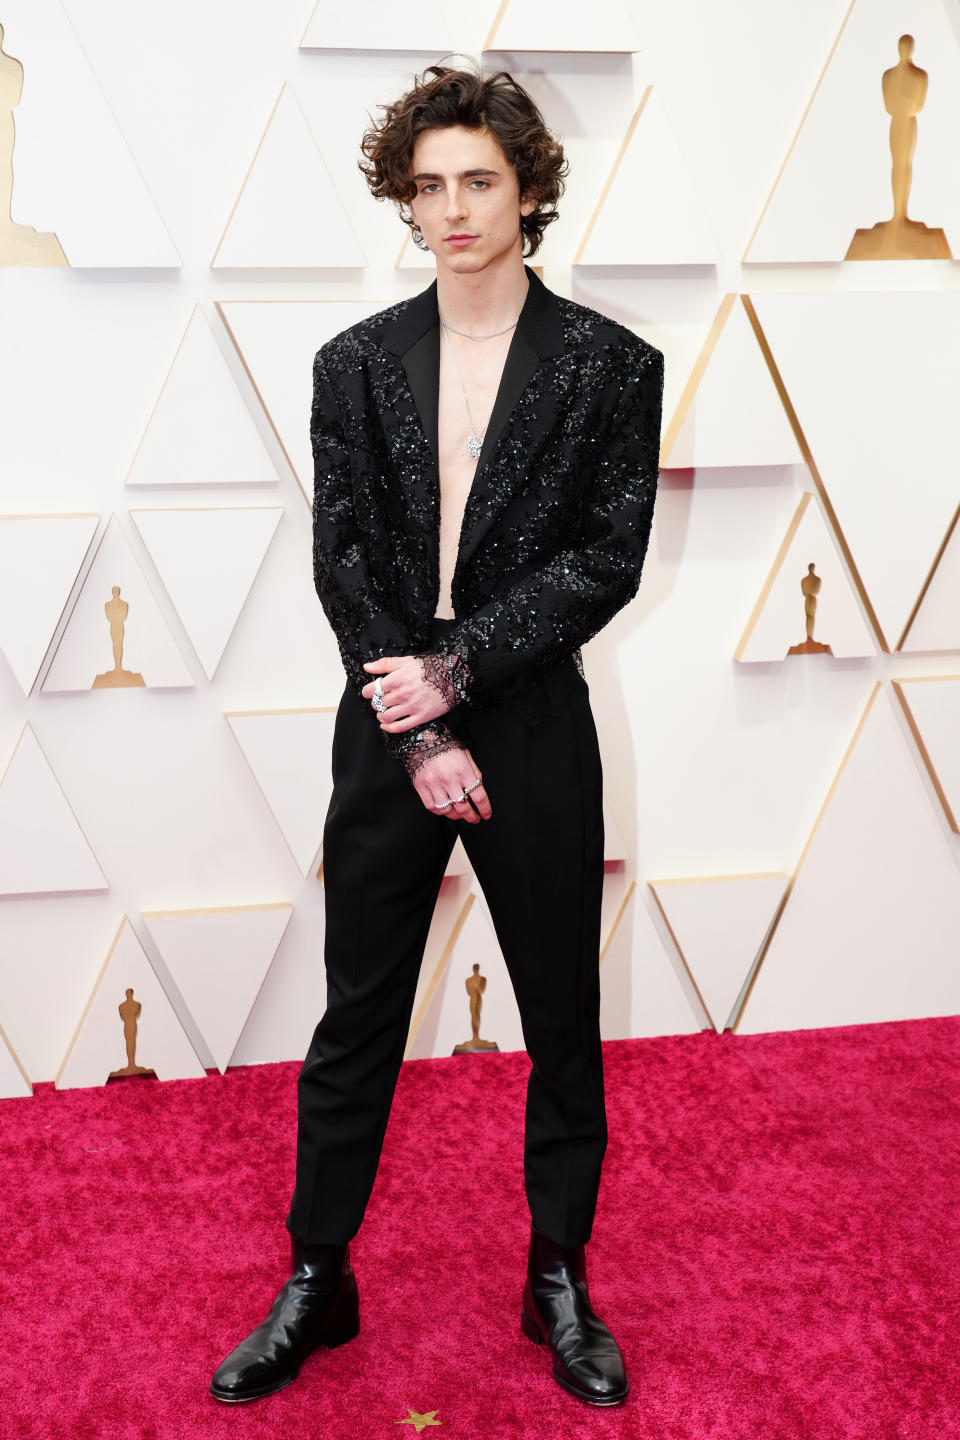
[466,434,483,459]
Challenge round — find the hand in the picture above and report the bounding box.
[411,745,492,824]
[361,654,451,731]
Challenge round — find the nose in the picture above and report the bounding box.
[444,185,469,225]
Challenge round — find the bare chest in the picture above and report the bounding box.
[436,332,512,513]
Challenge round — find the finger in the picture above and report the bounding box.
[464,782,492,820]
[362,656,409,672]
[450,793,479,824]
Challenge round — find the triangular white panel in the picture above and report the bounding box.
[56,916,206,1088]
[0,1024,32,1098]
[650,874,788,1031]
[901,509,960,653]
[485,0,637,51]
[895,677,960,833]
[1,2,179,265]
[599,885,703,1039]
[42,516,193,691]
[738,686,960,1033]
[736,492,876,662]
[0,514,99,693]
[217,301,384,499]
[746,0,960,262]
[661,297,802,468]
[576,89,718,266]
[407,888,525,1059]
[130,507,283,679]
[142,904,292,1072]
[212,84,364,269]
[751,291,960,650]
[124,308,279,490]
[0,725,107,897]
[301,0,481,50]
[226,709,337,874]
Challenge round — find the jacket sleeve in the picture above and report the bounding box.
[433,342,664,702]
[310,345,464,776]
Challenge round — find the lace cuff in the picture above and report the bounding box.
[386,719,465,779]
[416,651,473,710]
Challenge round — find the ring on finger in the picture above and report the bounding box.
[372,676,386,713]
[463,776,481,794]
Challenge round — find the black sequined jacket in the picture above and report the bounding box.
[310,264,665,776]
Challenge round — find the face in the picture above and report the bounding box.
[407,124,537,274]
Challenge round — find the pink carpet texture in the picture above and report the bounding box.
[3,1016,959,1440]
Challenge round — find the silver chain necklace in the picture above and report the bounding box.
[439,317,490,460]
[437,311,519,340]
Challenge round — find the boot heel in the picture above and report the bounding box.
[520,1309,544,1346]
[322,1289,360,1349]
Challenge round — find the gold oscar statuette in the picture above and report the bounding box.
[108,988,156,1079]
[92,585,145,688]
[846,34,952,260]
[0,23,68,267]
[787,563,833,656]
[452,963,500,1055]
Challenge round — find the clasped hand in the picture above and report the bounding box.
[362,655,493,822]
[361,654,450,731]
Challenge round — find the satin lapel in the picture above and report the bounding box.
[473,328,540,477]
[400,324,440,461]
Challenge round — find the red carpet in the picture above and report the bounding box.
[3,1017,959,1440]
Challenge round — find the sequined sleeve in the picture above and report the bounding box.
[432,344,664,701]
[311,347,463,774]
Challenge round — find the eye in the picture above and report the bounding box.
[469,180,489,190]
[419,183,441,194]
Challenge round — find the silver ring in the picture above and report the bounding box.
[435,797,454,810]
[372,676,385,713]
[451,791,467,804]
[463,777,481,793]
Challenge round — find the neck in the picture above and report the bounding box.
[435,251,530,334]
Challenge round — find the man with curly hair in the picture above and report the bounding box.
[211,62,664,1410]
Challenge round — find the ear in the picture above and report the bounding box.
[519,192,538,217]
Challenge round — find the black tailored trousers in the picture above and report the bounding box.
[286,618,607,1249]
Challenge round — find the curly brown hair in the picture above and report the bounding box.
[359,62,568,257]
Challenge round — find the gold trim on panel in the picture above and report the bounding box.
[599,877,634,965]
[741,295,888,652]
[897,501,960,651]
[482,0,512,51]
[211,85,286,267]
[892,678,960,834]
[649,873,789,1031]
[0,1020,32,1093]
[215,301,389,507]
[730,683,881,1031]
[735,491,811,660]
[648,881,717,1029]
[404,888,475,1057]
[573,87,652,266]
[742,0,857,261]
[657,293,735,466]
[299,1,322,47]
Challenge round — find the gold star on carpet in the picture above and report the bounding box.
[396,1410,441,1432]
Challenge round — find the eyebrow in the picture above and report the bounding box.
[409,168,501,182]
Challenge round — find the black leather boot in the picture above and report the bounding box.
[520,1226,628,1406]
[209,1236,359,1403]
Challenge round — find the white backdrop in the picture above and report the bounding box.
[1,0,958,1090]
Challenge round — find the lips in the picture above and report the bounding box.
[446,234,478,246]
